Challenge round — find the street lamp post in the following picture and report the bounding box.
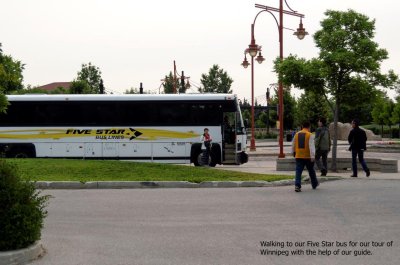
[242,1,308,156]
[242,24,265,151]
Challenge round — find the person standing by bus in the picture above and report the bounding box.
[292,121,319,192]
[348,118,370,177]
[201,128,212,165]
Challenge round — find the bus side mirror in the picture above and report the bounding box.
[244,119,249,128]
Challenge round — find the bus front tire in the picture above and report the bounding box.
[6,144,36,158]
[14,152,30,158]
[195,152,216,167]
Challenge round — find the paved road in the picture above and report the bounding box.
[32,179,400,265]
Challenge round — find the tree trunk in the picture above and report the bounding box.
[331,101,340,172]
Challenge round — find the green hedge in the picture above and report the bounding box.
[362,125,400,138]
[255,132,278,139]
[0,160,49,251]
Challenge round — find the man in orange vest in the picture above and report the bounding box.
[291,121,319,192]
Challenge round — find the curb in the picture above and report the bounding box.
[33,177,342,189]
[0,242,45,265]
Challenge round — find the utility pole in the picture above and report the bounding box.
[180,71,185,93]
[99,79,104,94]
[173,60,177,94]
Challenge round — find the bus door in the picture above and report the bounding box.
[222,113,236,164]
[235,111,247,155]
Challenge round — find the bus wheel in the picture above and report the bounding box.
[8,144,36,158]
[9,148,35,158]
[193,151,202,166]
[196,152,214,167]
[14,151,30,158]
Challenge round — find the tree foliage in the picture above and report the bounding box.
[391,98,400,127]
[371,93,395,135]
[0,55,24,93]
[76,62,103,94]
[0,43,25,112]
[199,65,233,93]
[13,85,69,95]
[274,9,398,171]
[267,87,296,130]
[124,87,151,94]
[296,91,332,129]
[124,88,140,94]
[162,72,180,94]
[69,80,91,94]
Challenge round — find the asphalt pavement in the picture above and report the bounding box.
[32,180,400,265]
[29,140,399,265]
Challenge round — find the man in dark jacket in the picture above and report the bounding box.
[348,119,370,177]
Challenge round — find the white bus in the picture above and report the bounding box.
[0,94,248,166]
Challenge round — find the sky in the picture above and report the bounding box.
[1,0,399,103]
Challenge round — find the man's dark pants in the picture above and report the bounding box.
[351,149,369,176]
[315,150,329,174]
[295,158,319,188]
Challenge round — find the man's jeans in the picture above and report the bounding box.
[351,149,369,176]
[295,159,318,188]
[315,150,329,173]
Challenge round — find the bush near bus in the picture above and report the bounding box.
[0,43,49,252]
[0,160,49,251]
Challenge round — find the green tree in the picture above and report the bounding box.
[124,87,151,94]
[14,85,69,95]
[124,87,140,94]
[239,98,251,108]
[162,72,179,94]
[383,100,395,130]
[391,97,400,133]
[371,94,394,136]
[199,65,233,93]
[296,90,332,129]
[69,80,91,94]
[282,88,296,130]
[0,43,25,112]
[0,43,24,94]
[76,62,102,94]
[339,99,376,124]
[275,10,398,171]
[267,88,296,130]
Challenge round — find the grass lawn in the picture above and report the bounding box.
[5,159,291,183]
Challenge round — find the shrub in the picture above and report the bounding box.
[392,128,399,138]
[368,126,380,136]
[255,131,278,139]
[0,160,49,251]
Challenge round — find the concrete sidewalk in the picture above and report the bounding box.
[232,141,399,180]
[216,157,400,180]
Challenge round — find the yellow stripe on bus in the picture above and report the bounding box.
[0,128,198,140]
